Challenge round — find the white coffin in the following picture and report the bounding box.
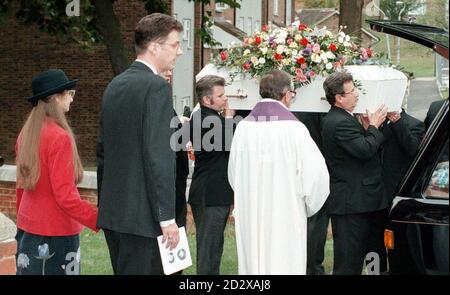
[196,64,408,113]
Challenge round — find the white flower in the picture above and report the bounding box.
[294,34,302,41]
[343,41,351,47]
[289,41,297,48]
[258,57,266,64]
[311,53,322,63]
[292,49,298,56]
[339,31,346,37]
[282,58,291,66]
[320,52,329,64]
[338,36,344,44]
[17,253,30,269]
[243,49,251,56]
[325,51,336,59]
[326,62,333,70]
[276,45,285,54]
[325,30,333,37]
[260,47,268,55]
[345,35,351,42]
[251,56,259,65]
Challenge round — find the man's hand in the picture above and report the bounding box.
[387,111,401,123]
[356,114,370,130]
[367,104,388,129]
[223,108,236,118]
[161,223,180,250]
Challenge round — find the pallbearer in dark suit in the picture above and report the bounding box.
[321,72,388,275]
[375,110,425,272]
[189,75,235,275]
[96,13,183,275]
[293,112,329,275]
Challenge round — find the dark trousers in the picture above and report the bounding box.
[330,209,388,275]
[103,229,163,275]
[307,205,329,275]
[191,204,230,275]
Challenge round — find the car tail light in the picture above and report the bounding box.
[384,229,394,250]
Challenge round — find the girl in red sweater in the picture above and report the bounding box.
[15,69,98,275]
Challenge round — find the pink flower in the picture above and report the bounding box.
[301,63,307,69]
[262,24,269,32]
[309,71,316,78]
[360,48,368,61]
[312,43,321,53]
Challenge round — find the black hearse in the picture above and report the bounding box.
[368,20,449,275]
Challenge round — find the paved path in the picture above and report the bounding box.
[406,77,443,121]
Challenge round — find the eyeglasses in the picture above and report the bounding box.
[341,87,357,96]
[67,90,76,98]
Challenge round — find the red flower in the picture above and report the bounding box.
[243,63,251,70]
[300,38,309,46]
[296,57,305,64]
[367,47,373,58]
[255,36,262,44]
[274,53,282,61]
[262,24,269,32]
[329,43,337,52]
[298,24,307,31]
[220,51,228,61]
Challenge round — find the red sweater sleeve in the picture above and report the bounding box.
[48,133,99,231]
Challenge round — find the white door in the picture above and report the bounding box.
[235,1,262,36]
[172,0,195,116]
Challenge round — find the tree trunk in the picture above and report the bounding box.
[339,0,364,42]
[93,0,129,75]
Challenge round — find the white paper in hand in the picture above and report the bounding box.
[157,226,192,275]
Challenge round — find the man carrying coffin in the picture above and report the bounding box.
[228,69,330,275]
[321,72,388,275]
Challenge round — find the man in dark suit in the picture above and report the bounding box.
[293,112,329,275]
[321,72,387,275]
[189,75,235,274]
[96,13,183,275]
[374,110,425,272]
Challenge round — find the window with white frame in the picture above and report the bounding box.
[216,2,229,12]
[273,0,279,16]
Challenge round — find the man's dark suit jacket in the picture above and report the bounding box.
[96,61,176,238]
[381,112,425,201]
[293,112,325,152]
[173,111,189,227]
[322,106,387,215]
[188,106,234,207]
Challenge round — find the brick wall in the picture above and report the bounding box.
[0,0,153,166]
[0,213,17,275]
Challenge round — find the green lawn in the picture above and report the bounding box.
[80,224,334,275]
[367,27,435,78]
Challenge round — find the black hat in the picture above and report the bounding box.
[27,69,77,106]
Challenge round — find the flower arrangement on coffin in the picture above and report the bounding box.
[214,22,387,90]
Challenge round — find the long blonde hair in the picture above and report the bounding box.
[16,93,83,189]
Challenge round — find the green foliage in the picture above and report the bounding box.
[380,0,422,20]
[303,0,336,8]
[142,0,169,14]
[1,0,100,50]
[419,0,448,30]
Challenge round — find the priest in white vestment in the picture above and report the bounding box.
[228,70,330,275]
